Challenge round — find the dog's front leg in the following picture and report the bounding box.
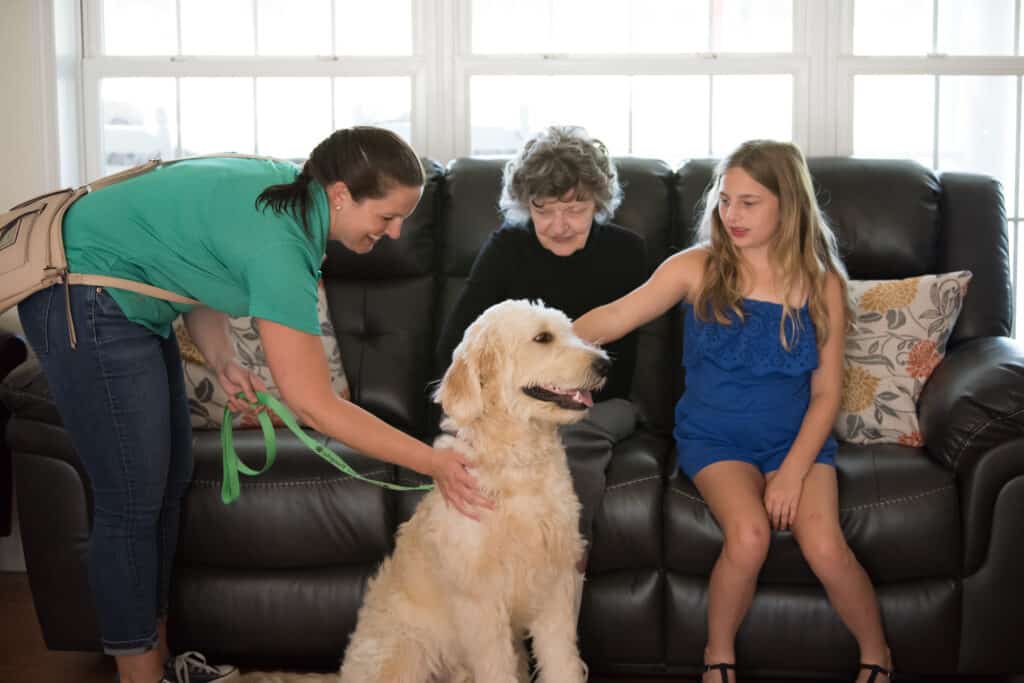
[528,572,587,683]
[451,597,521,683]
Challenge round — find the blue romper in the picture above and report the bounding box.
[673,298,838,479]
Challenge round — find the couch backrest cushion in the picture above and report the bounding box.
[319,161,444,436]
[435,157,683,433]
[675,157,1012,347]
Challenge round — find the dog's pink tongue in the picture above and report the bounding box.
[574,390,594,407]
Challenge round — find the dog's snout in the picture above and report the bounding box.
[592,355,611,377]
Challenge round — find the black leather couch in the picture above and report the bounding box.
[3,157,1023,680]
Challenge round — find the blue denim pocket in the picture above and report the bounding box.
[92,287,150,345]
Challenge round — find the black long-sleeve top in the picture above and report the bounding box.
[436,221,648,402]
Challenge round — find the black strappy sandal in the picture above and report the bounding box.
[859,662,894,682]
[703,662,736,683]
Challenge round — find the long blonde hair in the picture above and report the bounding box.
[694,140,852,349]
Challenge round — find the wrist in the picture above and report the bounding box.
[208,354,236,376]
[414,444,438,478]
[778,460,807,481]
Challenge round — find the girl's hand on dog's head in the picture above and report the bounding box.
[430,447,494,521]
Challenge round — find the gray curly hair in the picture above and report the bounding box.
[499,125,623,226]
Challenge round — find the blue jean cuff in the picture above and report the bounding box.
[102,630,159,657]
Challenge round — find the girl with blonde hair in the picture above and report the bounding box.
[575,140,892,683]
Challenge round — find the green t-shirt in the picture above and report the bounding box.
[63,157,329,337]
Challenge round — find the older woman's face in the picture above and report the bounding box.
[528,189,596,256]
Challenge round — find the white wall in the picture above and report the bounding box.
[0,0,57,573]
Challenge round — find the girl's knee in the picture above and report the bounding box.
[722,521,770,570]
[797,527,852,575]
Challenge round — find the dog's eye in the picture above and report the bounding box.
[533,331,554,344]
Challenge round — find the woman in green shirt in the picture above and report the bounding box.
[17,127,490,683]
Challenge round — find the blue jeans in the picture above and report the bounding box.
[18,284,193,656]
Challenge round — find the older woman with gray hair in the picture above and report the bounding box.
[437,125,647,401]
[436,126,648,598]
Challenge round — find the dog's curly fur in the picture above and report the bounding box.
[239,300,609,683]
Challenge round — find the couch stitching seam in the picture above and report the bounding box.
[955,406,1024,462]
[667,483,954,512]
[606,474,661,491]
[190,471,392,489]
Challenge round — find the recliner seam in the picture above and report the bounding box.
[954,405,1024,463]
[667,483,955,512]
[605,474,661,491]
[189,471,391,489]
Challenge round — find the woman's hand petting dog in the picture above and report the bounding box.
[429,446,494,520]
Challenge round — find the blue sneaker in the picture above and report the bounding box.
[164,651,239,683]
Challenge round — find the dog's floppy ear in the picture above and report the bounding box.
[435,351,482,423]
[435,325,496,424]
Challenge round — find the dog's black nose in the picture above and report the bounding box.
[592,355,611,377]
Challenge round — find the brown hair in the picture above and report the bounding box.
[256,126,424,235]
[694,139,852,349]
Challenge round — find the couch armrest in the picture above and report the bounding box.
[918,336,1024,474]
[0,331,28,381]
[918,336,1024,579]
[0,331,28,537]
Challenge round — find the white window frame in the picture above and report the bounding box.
[445,0,827,158]
[833,0,1024,336]
[79,0,432,180]
[31,0,1021,335]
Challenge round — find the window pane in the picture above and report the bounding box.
[631,0,708,53]
[550,0,630,53]
[854,0,932,55]
[938,77,1016,205]
[1014,222,1022,340]
[257,0,331,56]
[471,0,550,54]
[336,0,412,55]
[470,76,540,155]
[711,75,792,156]
[469,76,630,156]
[180,78,255,156]
[257,78,332,159]
[102,0,177,55]
[714,0,792,53]
[632,76,710,163]
[937,0,1014,55]
[334,78,412,142]
[100,78,177,174]
[181,0,254,56]
[853,75,933,167]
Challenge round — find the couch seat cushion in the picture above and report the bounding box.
[180,428,398,569]
[665,443,959,583]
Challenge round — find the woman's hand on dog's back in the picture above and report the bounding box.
[258,318,493,520]
[428,446,494,520]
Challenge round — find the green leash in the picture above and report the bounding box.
[220,390,434,504]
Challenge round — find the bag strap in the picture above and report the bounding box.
[87,153,279,192]
[87,159,162,191]
[65,273,200,305]
[220,390,435,504]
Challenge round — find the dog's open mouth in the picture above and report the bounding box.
[522,384,595,410]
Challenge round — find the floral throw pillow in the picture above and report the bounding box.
[174,282,350,429]
[834,270,972,446]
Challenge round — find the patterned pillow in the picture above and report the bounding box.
[174,282,350,429]
[834,271,972,446]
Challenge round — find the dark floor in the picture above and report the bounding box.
[2,571,1020,683]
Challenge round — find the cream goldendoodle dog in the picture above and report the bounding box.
[240,299,609,683]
